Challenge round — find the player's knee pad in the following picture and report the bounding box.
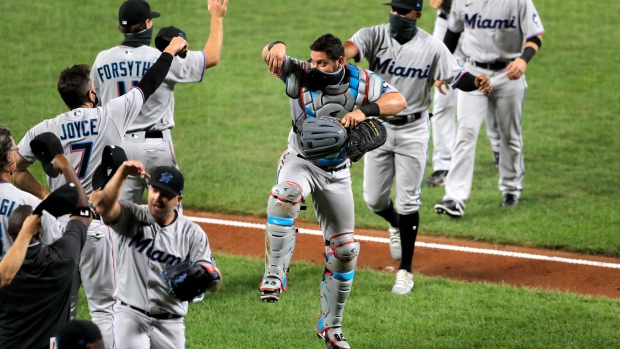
[267,182,302,225]
[263,182,303,282]
[317,233,360,330]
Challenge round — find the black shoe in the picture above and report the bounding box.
[426,170,448,187]
[493,152,500,170]
[434,200,464,217]
[501,194,519,207]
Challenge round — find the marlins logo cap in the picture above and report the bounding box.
[383,0,423,11]
[148,166,184,196]
[118,0,161,26]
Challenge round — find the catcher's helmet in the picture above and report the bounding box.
[298,117,347,160]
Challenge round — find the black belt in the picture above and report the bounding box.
[438,12,447,20]
[145,131,164,138]
[473,61,509,70]
[385,113,422,126]
[120,301,182,320]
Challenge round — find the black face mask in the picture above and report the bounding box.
[121,26,154,47]
[389,13,418,44]
[89,91,99,107]
[306,66,345,91]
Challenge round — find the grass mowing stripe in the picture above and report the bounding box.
[188,215,620,269]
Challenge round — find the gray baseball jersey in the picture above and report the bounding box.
[0,181,64,256]
[17,88,145,193]
[111,201,214,317]
[349,25,464,113]
[449,0,545,62]
[90,47,206,132]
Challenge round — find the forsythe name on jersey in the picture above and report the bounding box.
[95,60,154,83]
[372,57,431,79]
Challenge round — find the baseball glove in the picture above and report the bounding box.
[160,260,220,301]
[345,118,387,162]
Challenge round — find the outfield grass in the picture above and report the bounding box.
[77,254,620,348]
[2,0,617,256]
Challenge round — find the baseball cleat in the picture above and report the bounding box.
[191,293,204,303]
[316,323,350,349]
[434,200,464,218]
[425,170,449,187]
[388,225,402,260]
[391,269,414,295]
[501,194,519,207]
[259,275,287,303]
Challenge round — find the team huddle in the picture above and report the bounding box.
[0,0,544,348]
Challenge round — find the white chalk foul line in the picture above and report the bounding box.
[188,216,620,270]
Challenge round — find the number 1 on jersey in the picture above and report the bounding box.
[70,142,93,179]
[117,80,139,96]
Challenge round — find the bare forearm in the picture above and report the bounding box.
[0,230,33,287]
[376,93,408,116]
[96,169,126,222]
[204,18,224,68]
[12,170,50,200]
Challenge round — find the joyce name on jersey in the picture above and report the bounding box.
[111,201,214,316]
[348,24,464,112]
[449,0,545,62]
[17,89,145,193]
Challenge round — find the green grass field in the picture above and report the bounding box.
[3,0,620,347]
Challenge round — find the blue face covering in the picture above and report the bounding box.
[389,13,418,44]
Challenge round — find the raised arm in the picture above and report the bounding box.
[97,160,149,225]
[51,154,92,227]
[136,37,188,101]
[203,0,228,68]
[262,41,287,77]
[343,41,359,62]
[0,213,40,287]
[12,157,51,200]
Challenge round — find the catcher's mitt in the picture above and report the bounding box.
[160,260,220,301]
[345,118,387,162]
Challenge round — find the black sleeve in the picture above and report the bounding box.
[52,220,87,265]
[443,30,461,54]
[455,72,478,92]
[136,52,174,101]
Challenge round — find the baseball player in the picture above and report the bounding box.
[261,34,407,349]
[435,0,544,216]
[345,0,491,294]
[95,162,221,349]
[0,126,64,257]
[12,38,188,348]
[427,0,501,186]
[91,0,227,206]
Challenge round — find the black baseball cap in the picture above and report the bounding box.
[33,183,79,217]
[383,0,423,11]
[92,145,128,191]
[148,166,184,196]
[155,26,188,58]
[30,132,64,178]
[56,319,102,349]
[119,0,161,26]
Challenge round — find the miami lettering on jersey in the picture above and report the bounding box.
[372,57,430,79]
[59,117,99,140]
[128,235,182,266]
[95,61,153,83]
[464,13,517,29]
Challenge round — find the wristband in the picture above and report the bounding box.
[358,102,380,117]
[268,41,286,51]
[72,206,92,218]
[89,202,100,220]
[520,47,537,64]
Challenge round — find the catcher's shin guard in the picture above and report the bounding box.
[260,182,302,302]
[316,233,359,349]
